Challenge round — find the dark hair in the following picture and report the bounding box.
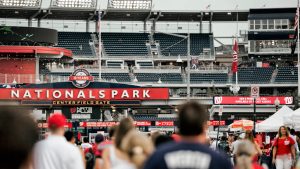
[221,136,227,141]
[178,102,208,136]
[83,137,89,143]
[0,107,38,169]
[95,134,104,144]
[278,126,289,138]
[115,118,135,149]
[154,135,174,147]
[290,129,296,135]
[64,131,74,142]
[109,126,117,138]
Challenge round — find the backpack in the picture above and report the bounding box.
[85,148,95,169]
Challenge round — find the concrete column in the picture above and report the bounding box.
[37,19,41,27]
[144,20,147,32]
[209,12,213,33]
[152,19,156,32]
[35,55,39,83]
[28,19,32,27]
[86,20,90,32]
[200,16,203,33]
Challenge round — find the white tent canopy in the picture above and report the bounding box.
[283,108,300,130]
[256,106,294,132]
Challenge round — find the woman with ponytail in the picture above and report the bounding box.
[235,140,264,169]
[121,130,154,169]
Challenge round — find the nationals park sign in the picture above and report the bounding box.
[0,69,169,104]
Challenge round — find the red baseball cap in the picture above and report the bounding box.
[47,113,66,129]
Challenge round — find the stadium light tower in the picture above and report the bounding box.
[108,0,152,10]
[0,0,41,7]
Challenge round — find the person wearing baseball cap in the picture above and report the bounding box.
[33,113,84,169]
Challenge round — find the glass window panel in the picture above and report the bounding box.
[268,19,274,29]
[262,20,268,29]
[255,20,261,29]
[275,19,281,29]
[282,19,288,29]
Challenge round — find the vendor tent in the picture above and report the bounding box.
[283,108,300,130]
[256,105,293,132]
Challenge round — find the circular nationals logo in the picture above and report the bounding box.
[69,69,94,88]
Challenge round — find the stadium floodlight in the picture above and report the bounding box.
[0,0,41,7]
[109,0,152,10]
[52,0,96,8]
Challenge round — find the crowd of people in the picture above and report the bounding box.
[2,102,300,169]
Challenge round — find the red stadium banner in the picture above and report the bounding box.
[155,121,174,126]
[134,121,152,126]
[0,88,169,101]
[208,120,226,126]
[214,96,293,105]
[79,121,152,127]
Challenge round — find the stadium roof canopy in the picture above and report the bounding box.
[0,8,249,21]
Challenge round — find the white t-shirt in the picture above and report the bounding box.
[290,135,299,152]
[33,135,84,169]
[81,143,92,150]
[231,140,241,155]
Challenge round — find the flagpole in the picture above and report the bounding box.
[297,0,300,99]
[236,5,239,89]
[98,11,102,81]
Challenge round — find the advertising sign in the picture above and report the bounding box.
[214,96,293,105]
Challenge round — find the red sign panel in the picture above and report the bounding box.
[0,88,169,101]
[214,96,293,105]
[134,121,152,126]
[79,121,152,127]
[155,121,174,126]
[69,76,94,81]
[208,120,225,126]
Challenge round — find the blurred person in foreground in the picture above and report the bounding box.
[33,114,84,169]
[144,102,233,169]
[120,130,154,169]
[235,140,264,169]
[0,107,38,169]
[244,130,262,163]
[272,126,296,169]
[101,118,135,169]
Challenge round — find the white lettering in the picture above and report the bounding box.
[133,90,139,98]
[111,90,118,98]
[34,90,42,98]
[121,90,129,98]
[23,90,31,98]
[99,90,105,98]
[11,90,19,98]
[77,90,85,98]
[65,90,73,98]
[46,90,50,98]
[89,90,95,99]
[53,90,62,99]
[143,90,150,98]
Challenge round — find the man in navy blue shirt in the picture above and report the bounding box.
[144,102,233,169]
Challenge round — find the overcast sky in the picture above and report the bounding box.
[151,0,297,11]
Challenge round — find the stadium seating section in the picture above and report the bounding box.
[275,67,297,83]
[101,33,149,56]
[101,73,131,82]
[135,73,183,83]
[154,33,211,56]
[233,67,274,84]
[56,32,211,57]
[190,73,228,84]
[57,32,93,56]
